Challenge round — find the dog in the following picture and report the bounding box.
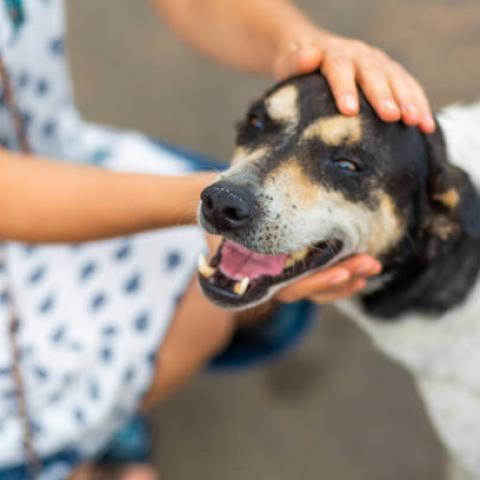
[197,73,480,480]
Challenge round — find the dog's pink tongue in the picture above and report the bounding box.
[219,240,288,280]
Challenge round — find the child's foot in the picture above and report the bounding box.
[69,462,159,480]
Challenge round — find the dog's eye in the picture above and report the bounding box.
[248,113,264,130]
[332,158,360,172]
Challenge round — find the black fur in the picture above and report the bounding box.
[362,127,480,318]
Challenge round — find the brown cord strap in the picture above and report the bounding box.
[0,53,30,154]
[0,51,41,478]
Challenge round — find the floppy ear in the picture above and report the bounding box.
[425,126,480,239]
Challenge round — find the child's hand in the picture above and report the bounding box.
[275,254,382,305]
[273,31,435,134]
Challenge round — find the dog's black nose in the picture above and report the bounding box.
[201,181,257,230]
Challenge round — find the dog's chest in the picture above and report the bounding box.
[337,280,480,388]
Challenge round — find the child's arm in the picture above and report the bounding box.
[152,0,434,133]
[0,148,213,243]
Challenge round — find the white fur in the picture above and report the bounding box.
[337,103,480,479]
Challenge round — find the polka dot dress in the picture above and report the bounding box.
[0,0,207,474]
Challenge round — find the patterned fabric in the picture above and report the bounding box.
[0,1,212,477]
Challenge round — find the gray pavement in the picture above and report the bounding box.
[67,1,480,478]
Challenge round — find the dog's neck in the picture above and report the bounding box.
[360,230,480,320]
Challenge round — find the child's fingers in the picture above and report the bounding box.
[297,45,323,75]
[275,254,381,304]
[321,53,359,115]
[356,61,402,122]
[309,278,367,304]
[401,73,435,133]
[275,266,351,303]
[388,67,434,132]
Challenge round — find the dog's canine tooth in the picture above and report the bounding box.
[197,253,216,278]
[233,277,250,296]
[285,246,310,267]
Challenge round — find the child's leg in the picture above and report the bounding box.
[142,278,236,408]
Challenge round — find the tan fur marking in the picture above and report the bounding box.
[433,188,460,209]
[265,85,299,123]
[365,193,404,256]
[231,146,269,166]
[428,215,459,240]
[303,115,363,145]
[266,159,320,207]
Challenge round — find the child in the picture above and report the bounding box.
[0,1,433,479]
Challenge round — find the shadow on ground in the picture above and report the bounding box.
[68,1,480,478]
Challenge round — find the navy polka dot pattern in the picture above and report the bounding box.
[34,366,49,381]
[91,292,107,311]
[17,71,29,88]
[36,78,49,96]
[124,273,141,294]
[100,347,113,363]
[28,265,46,284]
[51,325,66,343]
[79,261,97,281]
[114,243,131,261]
[0,0,207,473]
[49,36,65,56]
[41,120,56,138]
[73,408,85,425]
[39,295,55,314]
[102,325,117,337]
[0,290,10,305]
[134,311,150,332]
[0,366,12,376]
[89,381,100,401]
[166,250,182,270]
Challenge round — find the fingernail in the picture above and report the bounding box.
[329,270,350,286]
[423,114,436,131]
[343,94,358,113]
[404,103,418,118]
[355,261,382,276]
[384,99,399,113]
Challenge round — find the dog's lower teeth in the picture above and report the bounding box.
[197,253,216,279]
[285,246,310,268]
[233,277,250,296]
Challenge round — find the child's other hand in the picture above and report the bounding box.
[275,254,382,304]
[273,32,435,134]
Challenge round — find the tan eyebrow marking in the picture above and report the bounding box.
[265,85,299,124]
[266,158,320,207]
[231,146,270,166]
[433,188,460,209]
[303,115,363,145]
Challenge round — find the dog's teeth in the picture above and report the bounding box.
[197,254,216,278]
[285,247,310,267]
[233,277,250,296]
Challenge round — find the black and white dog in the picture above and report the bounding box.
[197,73,480,480]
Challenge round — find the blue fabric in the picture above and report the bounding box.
[0,450,80,480]
[4,0,25,30]
[209,300,317,370]
[97,415,151,463]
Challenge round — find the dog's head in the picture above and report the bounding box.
[198,73,480,309]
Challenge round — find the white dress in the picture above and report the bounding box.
[0,1,208,477]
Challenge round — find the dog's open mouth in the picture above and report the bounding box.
[198,239,343,308]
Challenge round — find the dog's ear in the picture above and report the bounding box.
[425,126,480,239]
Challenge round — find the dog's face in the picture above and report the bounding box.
[198,73,480,309]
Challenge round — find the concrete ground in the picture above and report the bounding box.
[67,1,480,479]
